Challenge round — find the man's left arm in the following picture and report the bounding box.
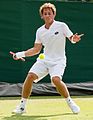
[69,33,84,44]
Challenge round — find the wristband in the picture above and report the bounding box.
[71,37,76,44]
[71,40,76,44]
[16,51,25,58]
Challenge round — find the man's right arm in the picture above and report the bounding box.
[25,43,42,57]
[12,43,42,60]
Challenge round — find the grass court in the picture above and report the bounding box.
[0,96,93,120]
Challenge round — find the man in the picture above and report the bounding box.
[12,3,83,114]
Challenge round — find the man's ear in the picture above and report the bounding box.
[54,12,56,18]
[41,16,43,19]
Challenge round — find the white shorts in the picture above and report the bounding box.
[29,59,66,83]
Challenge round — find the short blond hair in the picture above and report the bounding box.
[39,3,56,16]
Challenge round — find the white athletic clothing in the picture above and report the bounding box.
[29,58,66,83]
[35,20,73,61]
[29,20,73,83]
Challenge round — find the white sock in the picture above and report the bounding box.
[20,98,27,107]
[65,96,73,103]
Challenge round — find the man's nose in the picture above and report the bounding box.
[46,14,50,17]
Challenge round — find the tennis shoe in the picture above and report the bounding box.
[67,100,80,114]
[12,105,26,114]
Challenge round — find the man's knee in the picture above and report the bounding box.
[26,72,38,81]
[52,76,61,86]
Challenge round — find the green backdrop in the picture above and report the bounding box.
[0,0,93,83]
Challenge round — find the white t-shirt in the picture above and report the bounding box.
[35,20,73,62]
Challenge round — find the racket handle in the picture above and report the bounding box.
[10,51,25,61]
[79,34,84,37]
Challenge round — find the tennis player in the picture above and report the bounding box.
[12,3,84,114]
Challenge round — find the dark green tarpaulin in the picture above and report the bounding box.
[0,0,93,83]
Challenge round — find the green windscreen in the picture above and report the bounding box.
[0,0,93,83]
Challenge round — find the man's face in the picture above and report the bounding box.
[41,8,55,24]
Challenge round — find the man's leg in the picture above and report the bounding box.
[22,72,38,98]
[12,72,38,114]
[52,76,70,97]
[52,76,80,114]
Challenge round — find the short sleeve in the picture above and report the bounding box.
[63,23,73,38]
[35,29,42,43]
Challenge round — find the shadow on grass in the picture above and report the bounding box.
[2,113,74,120]
[1,95,93,101]
[0,96,61,100]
